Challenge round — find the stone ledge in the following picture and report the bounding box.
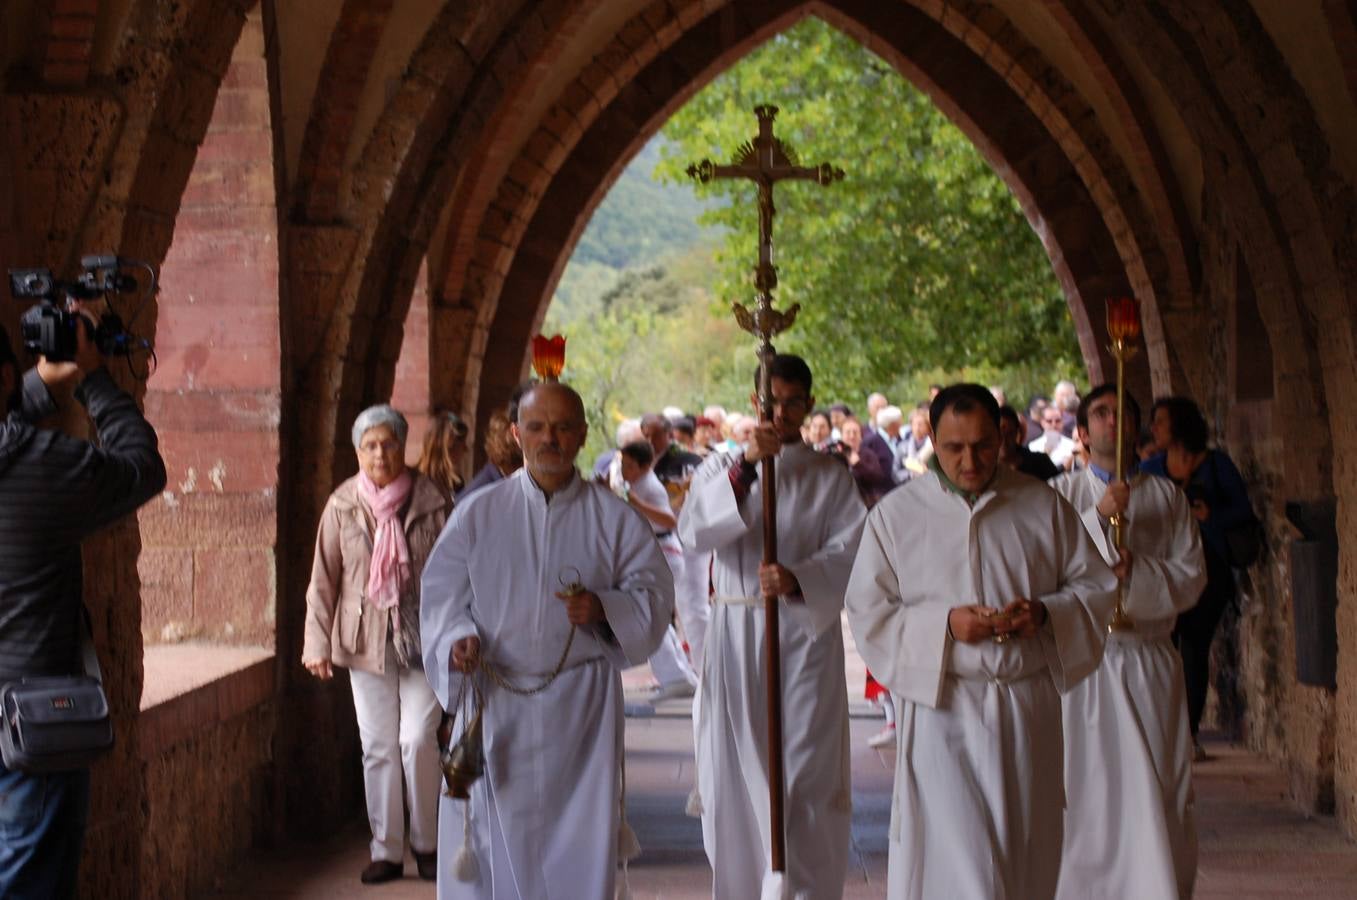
[138,643,274,759]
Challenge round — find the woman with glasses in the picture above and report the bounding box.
[301,404,452,884]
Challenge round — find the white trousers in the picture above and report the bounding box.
[349,641,443,862]
[648,539,699,688]
[675,546,711,670]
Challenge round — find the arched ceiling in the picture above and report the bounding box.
[4,0,1355,460]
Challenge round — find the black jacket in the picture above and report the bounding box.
[0,368,166,680]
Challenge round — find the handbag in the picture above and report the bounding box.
[0,610,113,773]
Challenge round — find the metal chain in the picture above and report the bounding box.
[480,626,577,696]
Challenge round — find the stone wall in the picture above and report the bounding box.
[138,12,281,648]
[138,661,276,898]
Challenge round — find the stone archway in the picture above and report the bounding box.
[436,0,1181,456]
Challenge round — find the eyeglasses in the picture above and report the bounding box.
[358,439,401,456]
[770,396,810,413]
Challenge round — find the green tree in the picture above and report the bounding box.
[545,247,753,464]
[656,18,1081,403]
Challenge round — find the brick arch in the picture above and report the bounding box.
[290,0,401,223]
[279,0,586,503]
[0,0,260,893]
[36,0,101,86]
[458,0,1179,437]
[896,0,1193,395]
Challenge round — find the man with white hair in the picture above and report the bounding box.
[896,407,933,482]
[867,392,889,438]
[703,405,736,453]
[876,405,906,482]
[1030,404,1078,470]
[730,414,756,445]
[1053,380,1080,437]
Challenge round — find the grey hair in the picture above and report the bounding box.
[615,418,642,448]
[352,404,408,448]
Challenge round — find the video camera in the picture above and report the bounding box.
[9,256,156,374]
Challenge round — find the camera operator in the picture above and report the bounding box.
[0,311,166,897]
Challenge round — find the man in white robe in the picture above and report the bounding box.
[420,382,674,899]
[846,383,1117,900]
[678,354,866,900]
[1051,384,1205,899]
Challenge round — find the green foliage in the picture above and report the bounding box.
[568,140,715,272]
[545,246,753,464]
[545,17,1087,461]
[655,18,1082,403]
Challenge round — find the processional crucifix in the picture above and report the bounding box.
[687,104,843,874]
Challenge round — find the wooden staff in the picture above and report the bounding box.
[688,105,843,871]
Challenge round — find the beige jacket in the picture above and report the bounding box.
[302,472,450,675]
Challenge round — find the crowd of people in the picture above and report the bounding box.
[293,362,1257,899]
[0,292,1259,900]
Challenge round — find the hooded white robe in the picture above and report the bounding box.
[1050,468,1206,899]
[846,467,1117,900]
[678,443,866,900]
[420,469,674,899]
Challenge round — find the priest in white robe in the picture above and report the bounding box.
[678,354,866,900]
[420,382,674,899]
[1051,384,1206,900]
[846,383,1117,900]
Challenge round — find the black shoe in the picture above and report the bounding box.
[360,860,403,884]
[413,849,437,881]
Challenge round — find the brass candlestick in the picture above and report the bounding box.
[1105,296,1141,633]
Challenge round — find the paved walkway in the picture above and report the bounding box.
[201,625,1357,898]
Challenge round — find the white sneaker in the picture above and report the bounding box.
[651,680,697,702]
[868,724,897,749]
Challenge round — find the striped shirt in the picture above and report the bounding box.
[0,368,166,680]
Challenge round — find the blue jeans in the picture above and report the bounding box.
[0,764,90,899]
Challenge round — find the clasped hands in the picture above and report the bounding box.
[948,598,1048,645]
[448,586,606,674]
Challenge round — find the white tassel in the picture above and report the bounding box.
[760,869,790,900]
[454,798,479,882]
[684,785,703,817]
[615,757,639,899]
[453,845,479,882]
[617,818,641,861]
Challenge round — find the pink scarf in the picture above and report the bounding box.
[359,470,413,631]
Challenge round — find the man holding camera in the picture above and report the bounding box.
[0,315,166,897]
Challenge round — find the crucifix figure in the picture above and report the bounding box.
[687,104,843,876]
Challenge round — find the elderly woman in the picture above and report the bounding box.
[302,404,451,885]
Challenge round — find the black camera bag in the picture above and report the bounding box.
[0,612,112,773]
